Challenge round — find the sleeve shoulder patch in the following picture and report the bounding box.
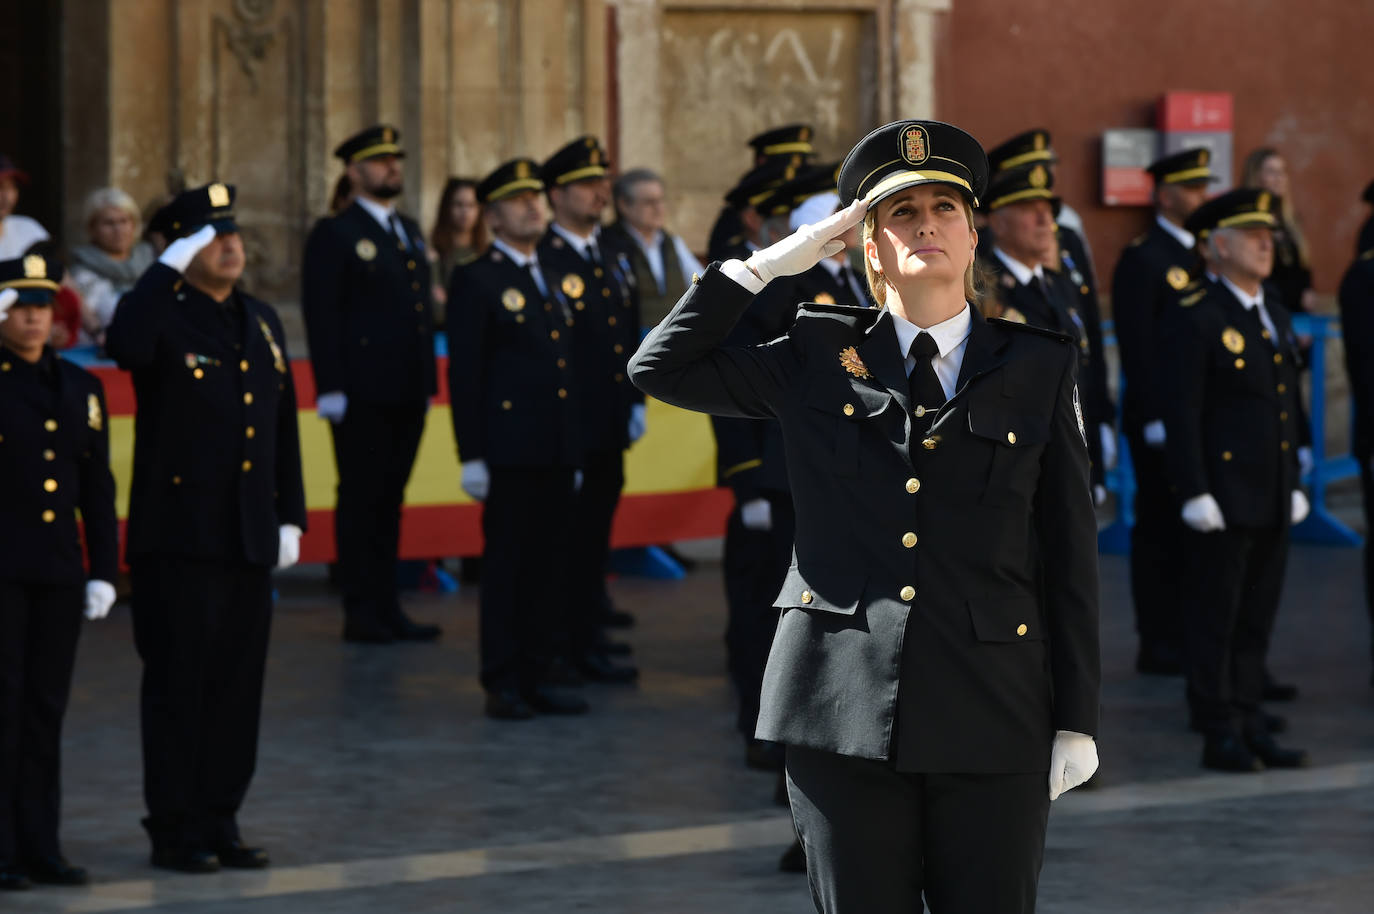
[1179,289,1208,308]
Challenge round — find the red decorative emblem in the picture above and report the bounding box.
[839,346,871,379]
[900,125,929,166]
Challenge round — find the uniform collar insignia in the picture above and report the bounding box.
[839,346,871,379]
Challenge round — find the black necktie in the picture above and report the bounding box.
[389,214,408,251]
[587,240,602,266]
[839,263,863,304]
[908,332,946,415]
[524,261,549,298]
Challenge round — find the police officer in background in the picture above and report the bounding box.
[538,136,642,684]
[1111,147,1214,676]
[302,125,441,644]
[1338,228,1374,686]
[1159,189,1311,772]
[707,125,815,264]
[448,159,588,720]
[106,184,306,872]
[0,255,118,890]
[710,160,799,263]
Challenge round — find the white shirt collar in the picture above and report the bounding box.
[550,221,600,258]
[630,227,664,253]
[888,303,973,360]
[992,246,1043,286]
[1219,274,1264,311]
[1155,213,1195,250]
[491,237,537,269]
[355,195,397,230]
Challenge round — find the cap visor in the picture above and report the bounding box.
[866,172,977,209]
[15,289,56,305]
[211,218,240,235]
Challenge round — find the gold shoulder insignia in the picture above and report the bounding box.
[813,292,836,305]
[87,393,103,431]
[1180,289,1206,308]
[257,317,288,373]
[1166,266,1189,290]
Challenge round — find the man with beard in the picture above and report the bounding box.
[302,125,441,644]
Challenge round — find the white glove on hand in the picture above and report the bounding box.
[1291,489,1310,525]
[157,224,218,274]
[1143,420,1166,449]
[744,198,867,286]
[628,404,647,443]
[461,459,490,501]
[277,524,302,569]
[1182,493,1226,532]
[84,580,117,621]
[740,498,773,531]
[574,470,584,492]
[316,391,348,424]
[1093,484,1107,507]
[0,288,16,323]
[1099,424,1118,470]
[1049,730,1098,801]
[1297,446,1313,479]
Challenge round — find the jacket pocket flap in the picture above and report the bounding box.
[773,563,864,615]
[967,407,1046,447]
[968,596,1044,642]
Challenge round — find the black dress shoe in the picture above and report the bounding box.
[342,619,395,644]
[23,855,88,885]
[1136,641,1184,676]
[485,688,536,721]
[522,686,590,715]
[1201,733,1264,772]
[215,841,270,869]
[151,848,222,873]
[391,612,442,642]
[1262,673,1299,702]
[778,839,807,873]
[1191,710,1286,735]
[1245,731,1310,769]
[745,739,785,772]
[542,656,586,688]
[574,651,639,684]
[0,863,31,890]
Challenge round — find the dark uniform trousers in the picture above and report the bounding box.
[1339,250,1374,664]
[302,202,438,632]
[566,447,625,652]
[0,347,118,864]
[107,264,306,853]
[1121,425,1184,648]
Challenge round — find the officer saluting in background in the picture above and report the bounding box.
[301,125,441,644]
[448,159,588,721]
[106,184,306,873]
[0,255,118,890]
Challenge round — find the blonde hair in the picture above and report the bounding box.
[83,187,141,232]
[1241,147,1308,268]
[861,194,981,307]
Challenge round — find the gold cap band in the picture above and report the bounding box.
[554,165,608,185]
[1216,211,1277,229]
[762,141,814,156]
[987,188,1056,211]
[1161,166,1212,184]
[996,149,1053,171]
[485,177,544,202]
[863,168,974,206]
[348,142,404,163]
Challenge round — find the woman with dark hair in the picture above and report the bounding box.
[429,178,487,326]
[1242,147,1315,316]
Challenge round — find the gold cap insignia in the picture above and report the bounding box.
[22,254,45,279]
[501,288,526,312]
[590,149,601,166]
[1166,266,1189,290]
[561,274,586,299]
[813,292,836,305]
[1029,165,1048,188]
[1199,149,1210,166]
[1257,191,1271,212]
[900,124,930,166]
[355,238,377,261]
[383,127,394,143]
[1222,326,1245,354]
[1034,132,1047,151]
[838,346,871,379]
[515,161,530,179]
[87,393,103,431]
[800,126,811,142]
[257,316,287,374]
[208,183,230,207]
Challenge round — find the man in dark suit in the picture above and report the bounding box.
[537,136,641,684]
[0,255,118,890]
[106,184,307,873]
[1339,241,1374,686]
[1111,147,1215,675]
[448,159,589,721]
[301,125,441,644]
[632,120,1100,913]
[1159,188,1311,771]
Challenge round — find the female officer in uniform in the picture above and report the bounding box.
[630,121,1100,913]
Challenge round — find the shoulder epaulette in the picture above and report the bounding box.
[1179,288,1208,308]
[989,318,1074,344]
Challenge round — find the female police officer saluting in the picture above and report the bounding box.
[630,121,1100,913]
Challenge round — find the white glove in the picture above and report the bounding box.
[628,404,647,443]
[1093,484,1107,507]
[461,459,490,501]
[744,198,867,286]
[1099,424,1118,470]
[84,580,117,621]
[0,287,16,322]
[1291,489,1310,525]
[1181,493,1226,532]
[157,224,218,273]
[1143,420,1166,449]
[1049,730,1098,801]
[1297,446,1313,479]
[740,498,773,531]
[316,391,348,424]
[277,524,302,569]
[574,470,584,492]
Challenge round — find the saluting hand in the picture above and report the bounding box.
[744,198,868,286]
[0,288,16,323]
[157,224,219,274]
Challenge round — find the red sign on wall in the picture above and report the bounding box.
[1157,92,1234,132]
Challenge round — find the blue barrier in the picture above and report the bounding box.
[1098,314,1362,553]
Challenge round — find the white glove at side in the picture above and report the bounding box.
[461,459,490,501]
[740,498,773,531]
[1182,493,1226,532]
[574,470,584,492]
[743,198,868,287]
[1291,489,1310,525]
[84,580,117,621]
[1093,484,1107,507]
[0,287,16,322]
[1099,424,1118,470]
[317,391,348,424]
[628,403,647,443]
[1143,420,1166,449]
[1049,730,1098,801]
[277,524,303,569]
[157,224,218,274]
[1297,445,1313,478]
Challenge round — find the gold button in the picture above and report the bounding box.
[575,302,586,311]
[614,372,624,382]
[914,405,927,418]
[1277,383,1287,394]
[1017,623,1028,637]
[557,358,567,369]
[551,330,560,340]
[243,392,254,404]
[193,368,204,379]
[608,316,617,326]
[613,344,624,354]
[558,388,568,399]
[44,419,57,432]
[602,288,611,297]
[843,403,855,416]
[172,475,181,485]
[242,459,253,472]
[1222,451,1233,461]
[43,478,58,492]
[41,509,55,523]
[905,478,920,494]
[594,267,604,278]
[1006,431,1017,445]
[1281,441,1290,451]
[0,362,9,371]
[902,532,917,548]
[43,449,55,461]
[545,303,554,312]
[801,590,813,604]
[245,426,256,439]
[415,303,423,312]
[1262,330,1272,340]
[240,360,249,372]
[900,585,916,601]
[922,437,937,450]
[407,259,416,269]
[412,281,421,291]
[1234,358,1245,370]
[515,315,526,324]
[566,317,574,327]
[1280,411,1288,421]
[1274,353,1283,365]
[502,400,512,411]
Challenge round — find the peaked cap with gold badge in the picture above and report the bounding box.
[0,253,62,305]
[724,159,799,210]
[1183,187,1279,239]
[333,124,405,164]
[1146,147,1217,186]
[837,120,989,208]
[985,162,1061,215]
[155,182,239,240]
[987,128,1055,173]
[478,158,544,204]
[748,124,816,164]
[542,135,611,187]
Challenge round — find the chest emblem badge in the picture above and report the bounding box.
[838,346,871,380]
[1166,266,1189,290]
[87,393,103,431]
[561,274,585,299]
[1221,326,1246,354]
[257,317,288,374]
[355,239,377,261]
[501,288,526,312]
